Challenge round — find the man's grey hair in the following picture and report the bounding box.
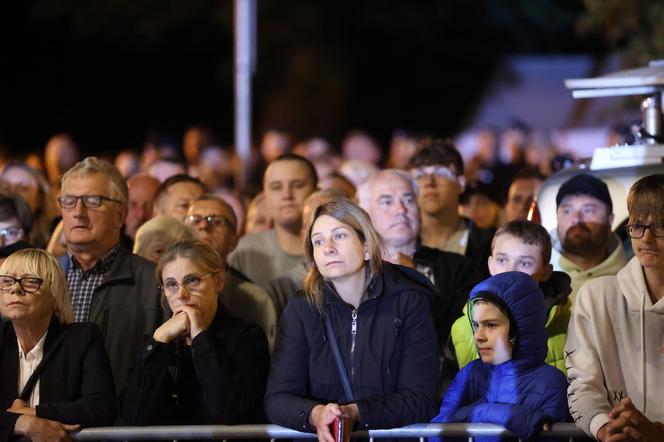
[356,169,419,209]
[61,157,129,206]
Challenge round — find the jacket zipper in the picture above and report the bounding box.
[350,308,357,380]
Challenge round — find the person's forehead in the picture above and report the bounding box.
[472,302,506,319]
[2,167,35,185]
[510,178,539,194]
[371,175,413,198]
[265,160,313,182]
[0,218,20,228]
[128,179,159,199]
[494,234,541,256]
[558,193,606,208]
[167,182,204,199]
[412,162,457,172]
[190,200,234,218]
[62,173,108,192]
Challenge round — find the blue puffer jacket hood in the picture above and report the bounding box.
[467,271,547,368]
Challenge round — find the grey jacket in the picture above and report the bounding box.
[59,245,164,395]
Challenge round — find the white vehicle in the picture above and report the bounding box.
[539,60,664,235]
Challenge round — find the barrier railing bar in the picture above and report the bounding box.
[72,423,585,441]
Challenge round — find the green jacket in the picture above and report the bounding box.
[450,272,571,374]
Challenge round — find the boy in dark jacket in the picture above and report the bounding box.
[431,272,570,442]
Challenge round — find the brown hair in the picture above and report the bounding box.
[627,174,664,227]
[303,197,383,311]
[491,220,552,264]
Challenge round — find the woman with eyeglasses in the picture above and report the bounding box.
[121,239,269,427]
[0,249,116,441]
[565,174,664,441]
[264,198,439,442]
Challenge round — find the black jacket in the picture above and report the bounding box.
[59,245,164,395]
[121,304,269,426]
[413,244,481,354]
[264,262,439,432]
[0,319,116,441]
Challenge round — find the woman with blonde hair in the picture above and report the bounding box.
[265,197,439,442]
[133,216,197,263]
[0,249,115,441]
[122,239,269,426]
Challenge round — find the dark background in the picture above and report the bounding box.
[1,0,652,158]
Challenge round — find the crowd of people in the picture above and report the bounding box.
[0,125,661,442]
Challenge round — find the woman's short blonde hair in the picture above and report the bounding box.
[0,248,73,324]
[627,174,664,227]
[303,197,383,311]
[133,216,197,258]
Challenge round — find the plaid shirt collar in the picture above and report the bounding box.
[67,243,121,276]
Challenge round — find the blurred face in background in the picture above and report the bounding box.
[364,174,419,249]
[505,178,542,222]
[264,160,315,231]
[125,175,160,240]
[411,164,464,215]
[1,167,42,213]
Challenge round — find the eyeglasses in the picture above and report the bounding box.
[0,226,24,241]
[625,224,664,238]
[0,275,43,293]
[410,166,458,181]
[183,215,235,230]
[159,272,216,297]
[57,195,123,209]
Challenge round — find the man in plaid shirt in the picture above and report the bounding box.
[59,157,163,395]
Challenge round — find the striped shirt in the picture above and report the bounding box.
[66,244,121,322]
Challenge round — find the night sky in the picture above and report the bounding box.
[0,1,601,158]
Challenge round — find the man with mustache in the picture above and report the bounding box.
[552,174,627,301]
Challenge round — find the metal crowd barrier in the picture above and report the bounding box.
[73,423,588,441]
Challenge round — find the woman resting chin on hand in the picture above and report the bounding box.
[121,240,270,428]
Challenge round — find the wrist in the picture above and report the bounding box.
[13,415,32,436]
[308,404,324,428]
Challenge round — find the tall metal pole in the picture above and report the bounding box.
[234,0,256,190]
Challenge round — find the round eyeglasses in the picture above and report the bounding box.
[159,272,216,298]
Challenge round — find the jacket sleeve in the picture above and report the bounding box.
[354,291,440,429]
[120,337,178,425]
[564,284,612,438]
[264,299,321,432]
[431,364,478,424]
[0,411,20,442]
[464,403,546,441]
[190,323,270,424]
[36,327,117,427]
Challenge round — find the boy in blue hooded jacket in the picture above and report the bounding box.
[430,272,570,442]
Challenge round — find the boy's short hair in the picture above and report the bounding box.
[408,138,464,175]
[492,220,552,264]
[627,174,664,227]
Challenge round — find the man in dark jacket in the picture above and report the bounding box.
[357,169,481,360]
[58,157,163,395]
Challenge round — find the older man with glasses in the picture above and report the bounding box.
[57,157,163,395]
[184,195,277,351]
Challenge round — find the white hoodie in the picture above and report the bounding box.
[565,257,664,439]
